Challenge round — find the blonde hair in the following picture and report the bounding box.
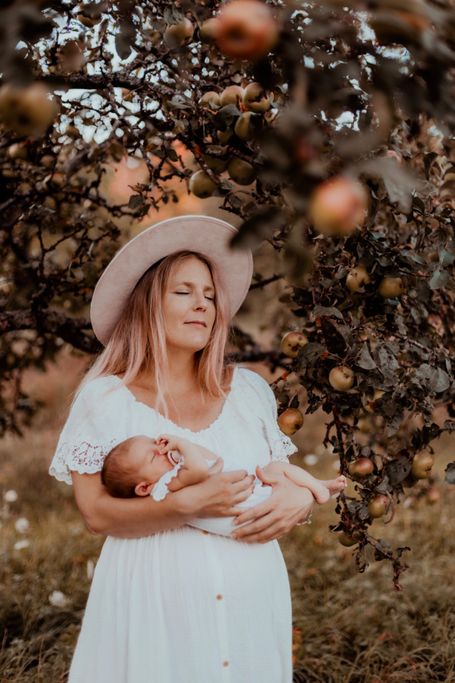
[74,250,234,417]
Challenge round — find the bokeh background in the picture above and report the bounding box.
[1,203,454,681]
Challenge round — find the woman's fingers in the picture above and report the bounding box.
[231,499,272,526]
[231,511,279,540]
[229,485,256,507]
[207,457,224,473]
[233,518,292,544]
[222,468,250,483]
[229,473,255,491]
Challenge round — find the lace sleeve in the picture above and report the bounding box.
[49,376,128,485]
[240,368,299,463]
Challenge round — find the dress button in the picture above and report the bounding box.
[222,661,229,667]
[216,594,223,600]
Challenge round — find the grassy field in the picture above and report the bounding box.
[1,352,454,682]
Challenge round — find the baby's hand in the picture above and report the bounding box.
[156,433,180,453]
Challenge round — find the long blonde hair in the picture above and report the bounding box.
[75,250,233,417]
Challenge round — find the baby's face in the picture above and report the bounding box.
[128,436,174,484]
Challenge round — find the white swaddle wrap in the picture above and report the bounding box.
[151,451,272,537]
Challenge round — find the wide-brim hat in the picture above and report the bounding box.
[90,214,253,346]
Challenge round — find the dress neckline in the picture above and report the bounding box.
[110,365,239,436]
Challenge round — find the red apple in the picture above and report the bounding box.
[309,176,369,237]
[348,457,374,478]
[216,0,279,60]
[278,408,304,436]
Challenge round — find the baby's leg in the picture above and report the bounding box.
[318,475,347,497]
[263,462,346,504]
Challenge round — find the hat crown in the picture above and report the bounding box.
[90,214,253,345]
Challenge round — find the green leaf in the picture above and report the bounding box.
[230,207,286,250]
[356,342,377,370]
[429,268,450,290]
[445,462,455,484]
[386,455,412,486]
[439,248,455,267]
[313,305,344,320]
[432,368,450,393]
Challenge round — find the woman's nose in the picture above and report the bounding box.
[193,294,207,310]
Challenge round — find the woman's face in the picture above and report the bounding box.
[162,256,216,353]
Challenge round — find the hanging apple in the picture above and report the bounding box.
[189,170,217,198]
[309,176,369,237]
[280,331,308,358]
[234,112,255,140]
[0,82,59,137]
[215,0,279,60]
[368,494,390,518]
[329,366,355,392]
[227,158,256,184]
[242,82,271,113]
[348,457,374,478]
[219,85,244,107]
[278,407,304,436]
[199,92,221,109]
[338,531,360,547]
[411,452,434,479]
[378,276,404,298]
[199,17,221,42]
[163,18,194,48]
[346,264,371,293]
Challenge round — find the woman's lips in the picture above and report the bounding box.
[185,322,206,327]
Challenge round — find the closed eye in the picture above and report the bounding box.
[175,292,214,301]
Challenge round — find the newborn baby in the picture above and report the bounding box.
[101,433,347,537]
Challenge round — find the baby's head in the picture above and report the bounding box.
[101,435,173,498]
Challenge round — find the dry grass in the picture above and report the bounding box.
[1,351,455,682]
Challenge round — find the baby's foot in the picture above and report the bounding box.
[321,475,347,498]
[308,480,331,504]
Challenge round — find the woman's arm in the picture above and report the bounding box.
[72,459,256,539]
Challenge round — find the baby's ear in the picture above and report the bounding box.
[135,481,154,497]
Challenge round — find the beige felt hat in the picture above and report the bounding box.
[90,214,254,346]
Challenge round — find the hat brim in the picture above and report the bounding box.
[90,215,253,346]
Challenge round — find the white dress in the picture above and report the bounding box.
[49,366,298,683]
[150,450,274,537]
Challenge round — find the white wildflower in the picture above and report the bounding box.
[49,590,70,608]
[14,517,29,534]
[4,490,18,503]
[14,539,30,551]
[303,454,318,466]
[86,559,95,580]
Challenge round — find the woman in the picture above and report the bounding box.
[49,215,315,683]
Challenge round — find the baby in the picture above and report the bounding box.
[101,433,347,537]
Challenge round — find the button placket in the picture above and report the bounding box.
[201,534,231,681]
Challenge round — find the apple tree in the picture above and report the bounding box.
[1,0,454,587]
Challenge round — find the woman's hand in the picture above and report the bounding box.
[230,465,315,543]
[173,457,256,519]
